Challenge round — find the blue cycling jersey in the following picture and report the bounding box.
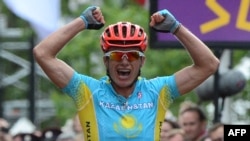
[62,71,180,141]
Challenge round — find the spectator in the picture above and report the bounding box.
[179,100,197,115]
[13,133,40,141]
[61,114,82,136]
[178,106,208,141]
[208,123,224,141]
[72,115,82,135]
[163,129,185,141]
[161,119,180,140]
[33,129,42,139]
[40,127,62,141]
[0,118,12,141]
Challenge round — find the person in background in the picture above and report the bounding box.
[178,101,198,115]
[178,106,208,141]
[33,5,219,140]
[61,114,83,138]
[208,123,224,141]
[12,133,40,141]
[72,115,82,135]
[40,127,62,141]
[161,118,181,140]
[0,118,12,141]
[163,129,186,141]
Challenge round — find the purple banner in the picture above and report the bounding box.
[157,0,250,42]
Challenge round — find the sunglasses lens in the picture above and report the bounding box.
[110,52,123,61]
[127,52,140,61]
[105,51,143,62]
[109,51,140,62]
[0,127,9,133]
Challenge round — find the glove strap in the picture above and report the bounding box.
[173,23,182,34]
[80,15,89,29]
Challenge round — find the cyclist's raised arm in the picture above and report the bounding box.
[174,25,219,95]
[150,9,220,95]
[33,6,105,88]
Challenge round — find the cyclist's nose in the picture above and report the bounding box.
[121,54,130,64]
[121,54,128,60]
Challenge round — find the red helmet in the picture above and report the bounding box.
[100,22,147,52]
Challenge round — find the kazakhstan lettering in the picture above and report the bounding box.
[99,101,154,110]
[85,121,91,140]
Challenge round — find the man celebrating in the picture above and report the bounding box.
[33,6,219,141]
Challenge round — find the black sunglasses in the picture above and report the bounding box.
[0,127,9,133]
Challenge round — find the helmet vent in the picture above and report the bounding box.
[114,25,119,37]
[122,26,127,38]
[105,30,111,37]
[130,25,136,37]
[108,40,141,45]
[138,29,143,37]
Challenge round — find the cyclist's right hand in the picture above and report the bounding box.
[80,6,105,30]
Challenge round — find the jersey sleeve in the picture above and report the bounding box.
[61,71,79,97]
[148,75,180,100]
[61,71,98,100]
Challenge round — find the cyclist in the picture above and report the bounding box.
[33,6,219,141]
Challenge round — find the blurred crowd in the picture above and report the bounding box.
[1,101,225,141]
[161,101,224,141]
[0,114,84,141]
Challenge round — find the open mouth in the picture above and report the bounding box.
[117,69,130,76]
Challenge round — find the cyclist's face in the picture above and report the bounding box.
[104,49,145,88]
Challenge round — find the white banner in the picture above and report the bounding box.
[3,0,61,40]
